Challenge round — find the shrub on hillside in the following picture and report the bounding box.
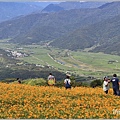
[90,79,102,88]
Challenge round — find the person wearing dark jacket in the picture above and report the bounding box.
[111,74,120,96]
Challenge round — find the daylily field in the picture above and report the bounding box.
[0,83,120,119]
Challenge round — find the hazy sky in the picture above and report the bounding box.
[0,0,119,2]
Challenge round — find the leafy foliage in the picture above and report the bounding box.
[90,80,103,88]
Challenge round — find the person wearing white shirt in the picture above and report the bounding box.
[64,75,71,89]
[103,76,109,94]
[47,73,56,86]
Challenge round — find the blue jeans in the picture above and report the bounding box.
[113,88,120,96]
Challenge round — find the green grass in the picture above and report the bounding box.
[0,41,120,78]
[21,78,46,86]
[72,51,120,70]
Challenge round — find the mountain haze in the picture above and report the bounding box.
[42,1,106,12]
[59,1,106,9]
[0,1,104,22]
[0,2,43,22]
[42,4,64,12]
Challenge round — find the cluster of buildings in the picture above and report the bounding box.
[5,49,28,58]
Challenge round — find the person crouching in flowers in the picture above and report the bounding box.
[17,78,21,84]
[103,76,109,94]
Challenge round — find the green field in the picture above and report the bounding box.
[0,41,120,79]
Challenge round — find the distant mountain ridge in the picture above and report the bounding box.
[0,1,105,22]
[42,1,106,12]
[0,1,120,55]
[58,1,106,9]
[42,4,64,12]
[0,2,43,22]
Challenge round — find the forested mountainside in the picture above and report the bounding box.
[51,14,120,55]
[0,2,120,55]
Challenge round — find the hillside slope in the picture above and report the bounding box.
[0,48,66,80]
[51,14,120,55]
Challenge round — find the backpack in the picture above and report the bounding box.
[65,80,71,88]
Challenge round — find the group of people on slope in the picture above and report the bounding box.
[103,74,120,96]
[48,73,120,95]
[18,72,120,95]
[17,73,71,89]
[47,73,71,89]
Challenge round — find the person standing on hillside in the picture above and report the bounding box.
[110,74,120,96]
[103,76,109,94]
[64,75,71,89]
[47,73,56,86]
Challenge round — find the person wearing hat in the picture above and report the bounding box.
[103,76,109,94]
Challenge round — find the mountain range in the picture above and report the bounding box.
[0,1,120,55]
[0,1,106,22]
[42,1,106,12]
